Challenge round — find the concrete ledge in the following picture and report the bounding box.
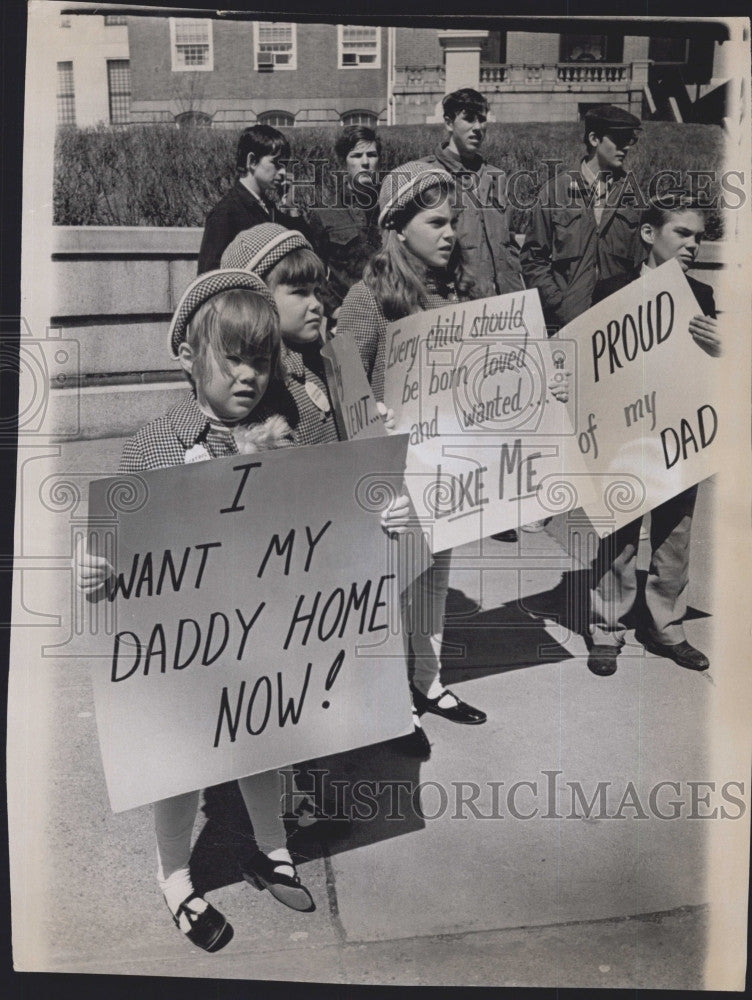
[48,321,182,377]
[52,226,202,256]
[46,381,187,440]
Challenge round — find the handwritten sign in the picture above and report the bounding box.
[86,435,413,812]
[558,259,722,532]
[382,290,591,553]
[321,335,387,441]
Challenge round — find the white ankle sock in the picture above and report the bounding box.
[158,866,200,916]
[424,677,445,700]
[266,847,294,876]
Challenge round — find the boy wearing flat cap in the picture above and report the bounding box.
[521,104,643,331]
[422,88,524,299]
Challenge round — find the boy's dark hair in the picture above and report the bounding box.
[334,125,381,163]
[236,124,291,175]
[442,88,488,122]
[642,194,704,228]
[266,247,326,291]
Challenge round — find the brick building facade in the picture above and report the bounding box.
[54,9,731,128]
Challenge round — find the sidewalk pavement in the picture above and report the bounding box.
[9,435,717,988]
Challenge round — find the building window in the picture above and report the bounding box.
[107,60,131,124]
[341,109,378,128]
[254,22,296,71]
[104,15,127,26]
[338,26,381,68]
[175,111,212,128]
[258,110,295,127]
[560,34,623,63]
[170,18,213,71]
[56,61,75,126]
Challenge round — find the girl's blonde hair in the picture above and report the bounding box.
[364,179,473,321]
[185,288,281,388]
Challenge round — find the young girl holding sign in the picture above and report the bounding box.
[221,221,394,445]
[337,161,488,748]
[77,269,409,950]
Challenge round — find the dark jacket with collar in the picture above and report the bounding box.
[197,180,306,274]
[422,145,524,299]
[521,161,644,331]
[593,268,717,318]
[307,200,382,315]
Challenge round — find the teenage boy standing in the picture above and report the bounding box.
[422,88,524,298]
[198,124,304,274]
[521,104,643,332]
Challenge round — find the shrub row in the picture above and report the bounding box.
[54,121,726,237]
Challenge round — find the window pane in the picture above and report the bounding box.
[175,19,209,45]
[342,110,377,127]
[107,60,130,124]
[259,111,294,127]
[56,61,75,125]
[258,23,292,45]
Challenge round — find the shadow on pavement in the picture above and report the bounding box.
[190,736,427,893]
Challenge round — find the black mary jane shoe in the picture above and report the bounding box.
[411,686,487,725]
[168,895,233,952]
[240,852,316,913]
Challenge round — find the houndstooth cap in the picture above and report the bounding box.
[168,269,278,357]
[220,223,312,279]
[378,160,454,229]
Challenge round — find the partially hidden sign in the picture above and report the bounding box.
[321,335,387,441]
[86,435,413,812]
[382,289,592,553]
[558,258,722,532]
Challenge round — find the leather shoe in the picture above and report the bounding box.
[394,722,431,759]
[588,645,619,676]
[641,638,709,671]
[411,686,486,725]
[492,529,518,542]
[168,896,233,952]
[240,852,315,912]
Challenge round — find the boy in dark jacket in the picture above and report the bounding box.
[588,198,720,677]
[198,125,305,274]
[521,104,644,332]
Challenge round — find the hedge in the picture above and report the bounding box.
[54,121,726,237]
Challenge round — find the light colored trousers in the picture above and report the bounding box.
[590,486,698,648]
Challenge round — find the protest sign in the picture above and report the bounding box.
[85,435,413,812]
[321,335,387,441]
[382,290,591,553]
[558,258,722,532]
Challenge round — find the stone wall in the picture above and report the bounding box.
[47,226,725,441]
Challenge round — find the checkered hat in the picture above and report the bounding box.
[220,223,312,279]
[378,160,454,229]
[168,269,278,357]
